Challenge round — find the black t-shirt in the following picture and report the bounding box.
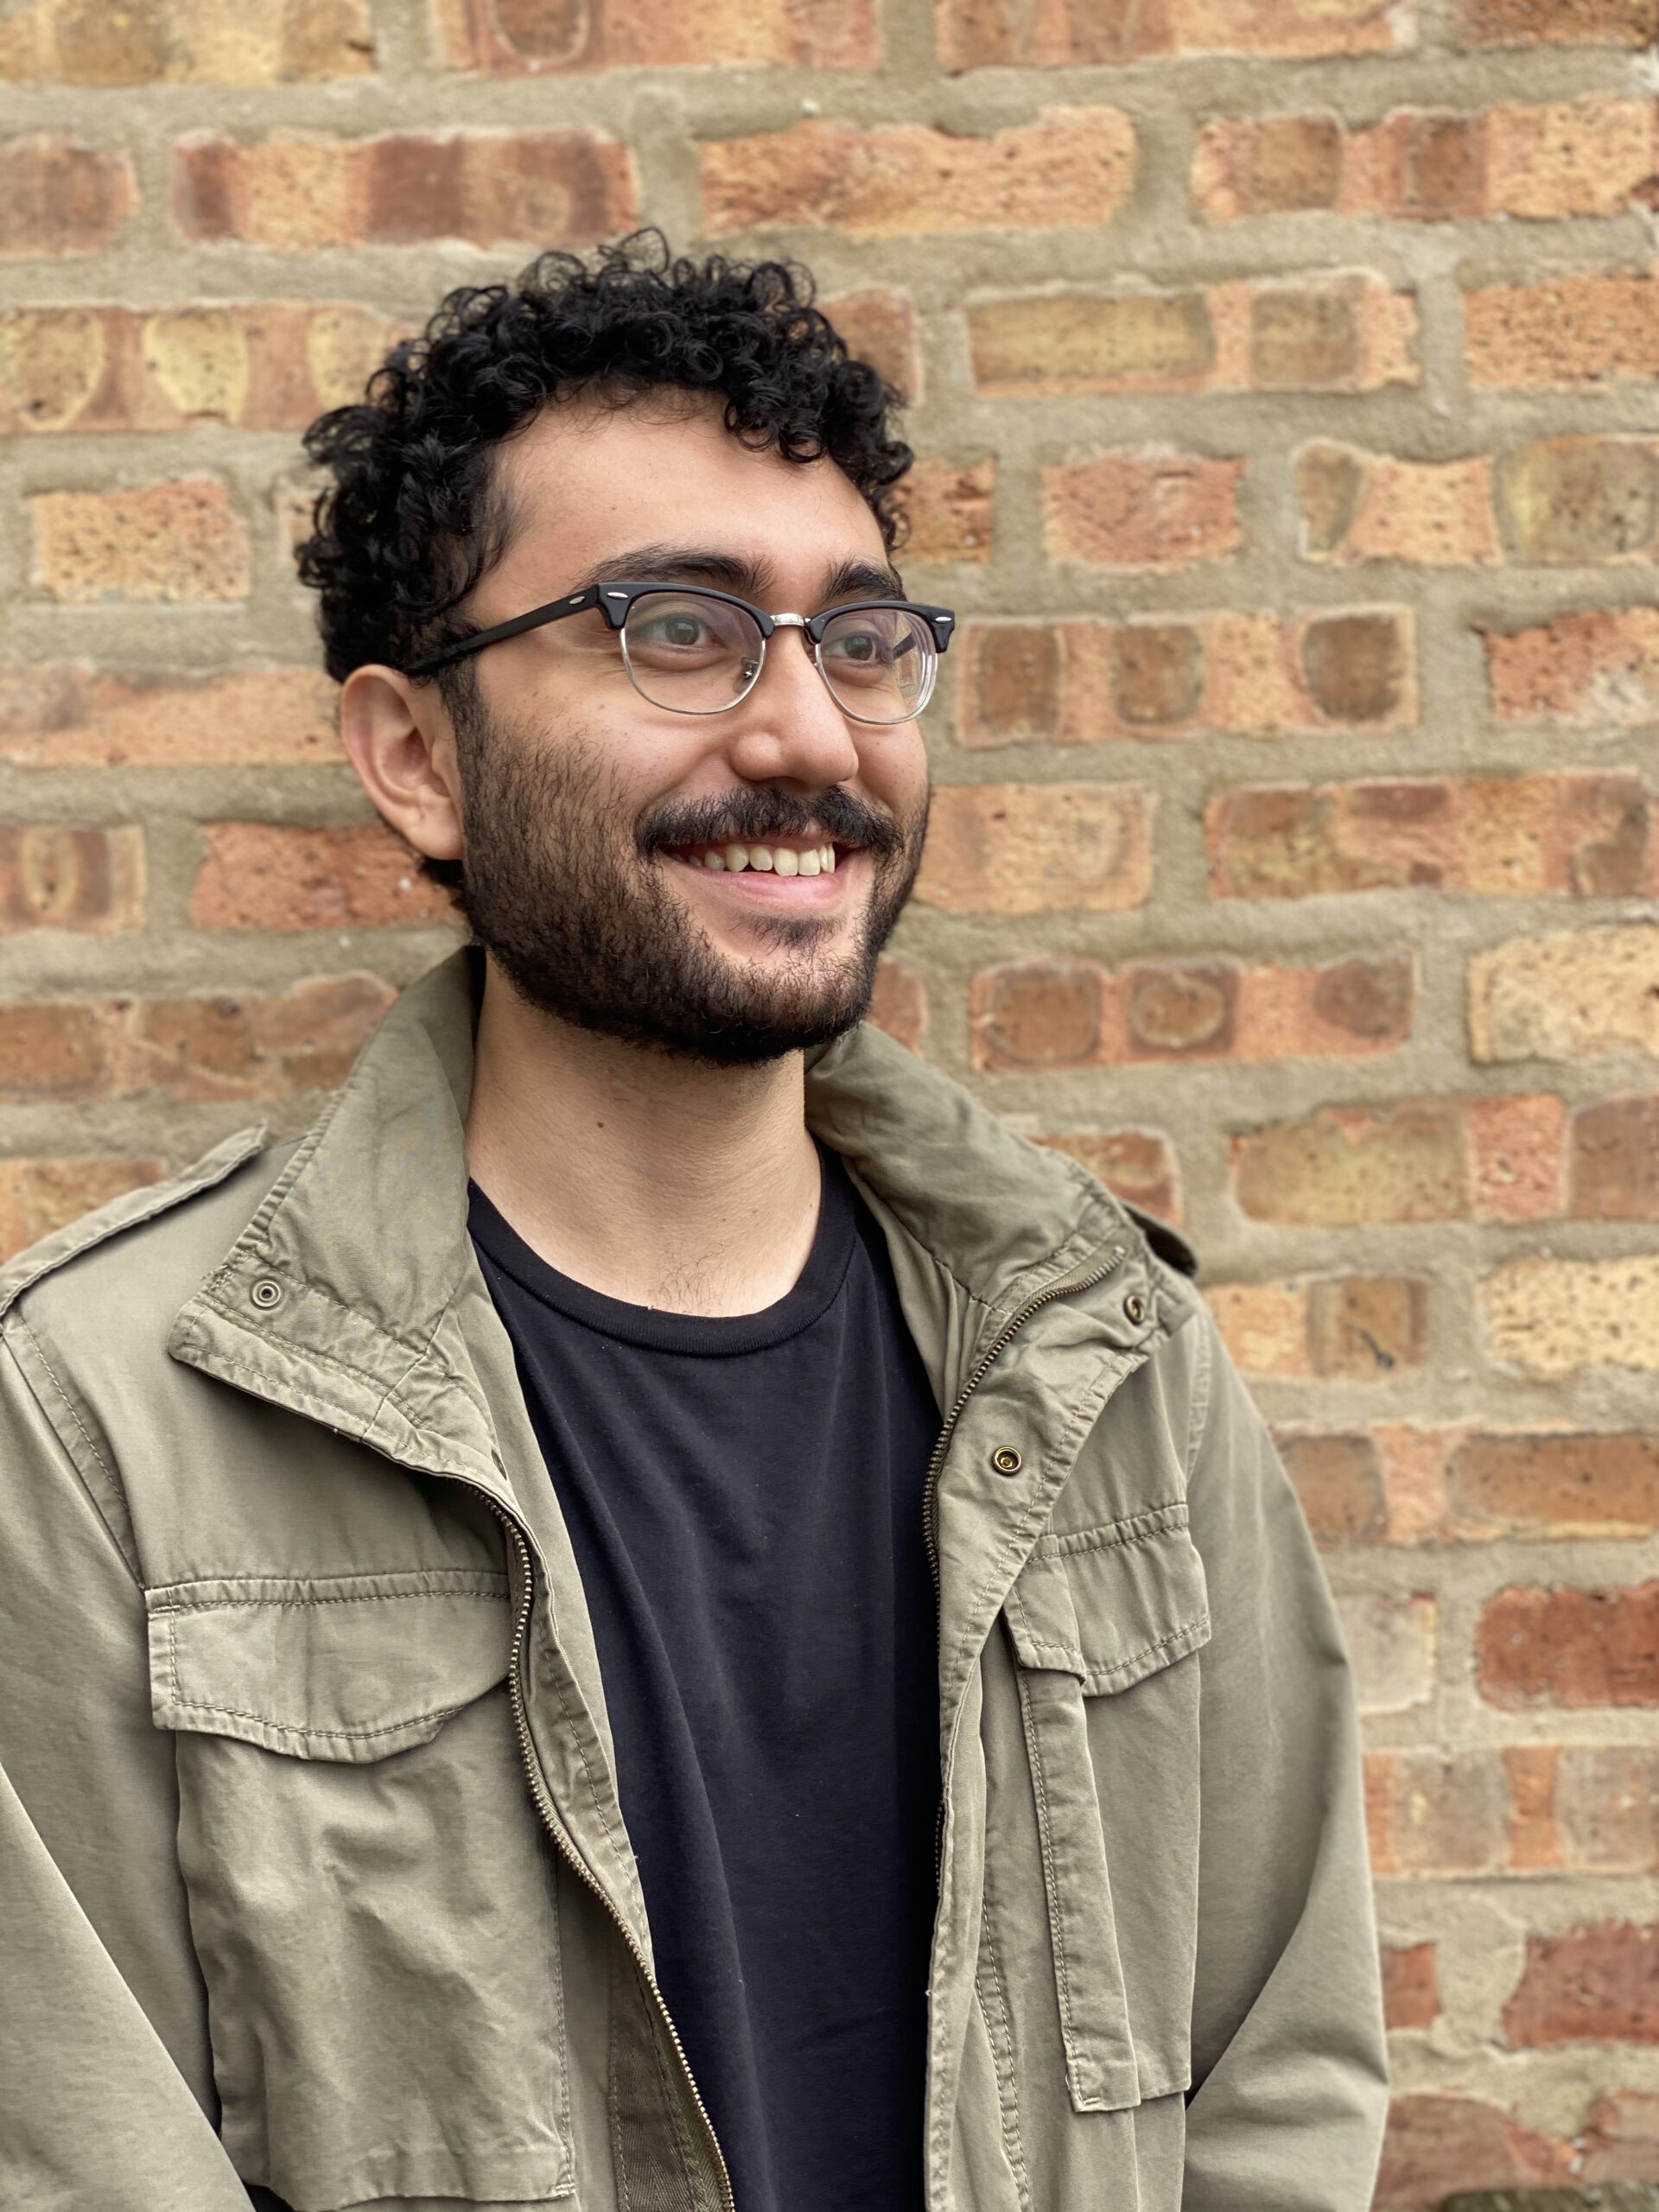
[469,1147,941,2212]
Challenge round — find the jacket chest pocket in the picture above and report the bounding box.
[146,1569,574,2211]
[1000,1504,1211,2115]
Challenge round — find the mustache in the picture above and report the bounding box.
[639,785,907,858]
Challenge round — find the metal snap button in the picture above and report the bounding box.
[990,1446,1023,1477]
[1124,1293,1147,1325]
[250,1277,283,1311]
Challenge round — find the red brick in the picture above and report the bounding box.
[867,957,925,1051]
[435,0,876,69]
[1382,1944,1441,2031]
[959,609,1416,747]
[899,456,994,565]
[0,977,395,1106]
[912,785,1153,917]
[935,0,1410,67]
[1503,1922,1659,2046]
[701,110,1135,238]
[1465,267,1659,391]
[1448,1433,1659,1539]
[1478,1581,1659,1708]
[1460,0,1659,45]
[1281,1433,1388,1544]
[1580,2090,1659,2183]
[1296,445,1498,565]
[1233,1095,1572,1226]
[1042,450,1243,569]
[191,823,456,931]
[971,952,1412,1071]
[1372,2093,1566,2212]
[969,272,1416,396]
[0,136,137,257]
[30,479,250,603]
[1484,605,1659,726]
[0,826,144,934]
[1198,99,1659,224]
[0,666,337,769]
[1572,1096,1659,1218]
[1471,925,1659,1065]
[1033,1131,1181,1224]
[0,1155,164,1262]
[0,303,398,436]
[823,288,923,401]
[1208,772,1649,899]
[0,0,374,81]
[173,131,639,251]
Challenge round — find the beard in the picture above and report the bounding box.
[450,707,928,1066]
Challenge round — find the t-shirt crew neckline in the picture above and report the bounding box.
[466,1142,858,1359]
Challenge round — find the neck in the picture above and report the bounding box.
[463,955,823,1316]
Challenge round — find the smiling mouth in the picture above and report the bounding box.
[664,838,844,879]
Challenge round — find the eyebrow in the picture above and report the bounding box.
[563,543,906,607]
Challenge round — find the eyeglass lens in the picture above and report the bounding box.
[618,591,934,724]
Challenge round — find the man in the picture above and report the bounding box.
[0,237,1387,2211]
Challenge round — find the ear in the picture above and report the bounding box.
[339,665,464,868]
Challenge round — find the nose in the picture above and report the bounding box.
[723,626,863,791]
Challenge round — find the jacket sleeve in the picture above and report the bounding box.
[0,1317,253,2210]
[1179,1312,1389,2209]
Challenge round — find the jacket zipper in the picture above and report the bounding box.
[920,1236,1132,1881]
[480,1493,737,2212]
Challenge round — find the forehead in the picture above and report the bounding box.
[488,391,889,593]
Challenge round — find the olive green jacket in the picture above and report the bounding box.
[0,951,1387,2212]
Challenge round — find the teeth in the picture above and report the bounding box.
[773,849,799,877]
[683,840,840,874]
[702,849,726,869]
[822,844,836,873]
[723,843,749,873]
[748,846,774,871]
[798,849,821,877]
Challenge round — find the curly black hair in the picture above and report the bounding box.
[295,231,915,696]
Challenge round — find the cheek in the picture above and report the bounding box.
[860,730,930,827]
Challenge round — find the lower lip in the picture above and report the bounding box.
[665,851,855,909]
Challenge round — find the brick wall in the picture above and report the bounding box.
[3,0,1656,2201]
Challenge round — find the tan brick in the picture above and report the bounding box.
[1460,0,1659,46]
[1198,99,1658,224]
[1471,926,1659,1065]
[0,0,373,83]
[1484,604,1659,725]
[1208,772,1649,900]
[1382,1943,1442,2031]
[1281,1433,1388,1544]
[1482,1253,1659,1376]
[1042,450,1243,569]
[1211,1274,1428,1378]
[0,1155,164,1261]
[1034,1131,1182,1224]
[0,135,137,258]
[173,131,639,252]
[867,957,925,1051]
[435,0,876,69]
[1495,439,1659,563]
[1503,1922,1659,2045]
[1232,1095,1567,1226]
[912,785,1152,917]
[1572,1096,1659,1219]
[1339,1592,1436,1714]
[935,0,1411,67]
[30,479,249,604]
[899,456,994,565]
[0,666,337,769]
[1367,1745,1659,1880]
[1465,267,1659,391]
[700,110,1135,238]
[1448,1432,1659,1538]
[1296,445,1499,565]
[823,288,922,402]
[191,823,455,931]
[0,977,395,1106]
[0,826,143,934]
[972,952,1411,1071]
[0,303,397,436]
[959,609,1416,747]
[1365,1749,1512,1878]
[969,272,1416,396]
[1207,1280,1310,1375]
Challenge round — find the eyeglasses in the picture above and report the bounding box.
[404,580,956,726]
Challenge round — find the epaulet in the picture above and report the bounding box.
[0,1126,268,1323]
[1123,1204,1200,1281]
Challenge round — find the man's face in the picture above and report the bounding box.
[435,393,931,1065]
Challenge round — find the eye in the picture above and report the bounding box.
[637,610,715,652]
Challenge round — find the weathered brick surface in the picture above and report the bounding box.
[8,2,1659,2190]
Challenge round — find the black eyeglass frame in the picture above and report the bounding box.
[403,579,957,696]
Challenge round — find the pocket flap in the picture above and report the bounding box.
[1004,1505,1209,1694]
[146,1569,512,1760]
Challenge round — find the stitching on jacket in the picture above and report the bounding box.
[1016,1667,1083,2078]
[1185,1313,1216,1483]
[7,1315,143,1585]
[164,1690,474,1741]
[975,1868,1034,2212]
[1017,1618,1211,1685]
[1032,1503,1187,1560]
[152,1587,505,1611]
